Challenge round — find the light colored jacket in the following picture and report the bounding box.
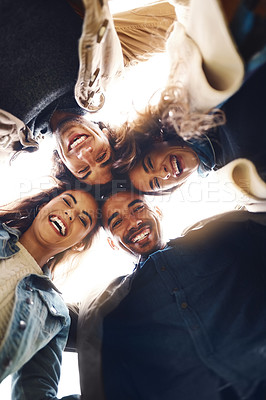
[0,223,77,400]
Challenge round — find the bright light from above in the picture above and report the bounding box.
[0,1,243,397]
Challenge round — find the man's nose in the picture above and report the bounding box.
[127,215,142,231]
[76,146,96,166]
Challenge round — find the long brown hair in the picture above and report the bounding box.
[112,85,225,175]
[0,181,100,275]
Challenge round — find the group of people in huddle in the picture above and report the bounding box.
[0,0,266,399]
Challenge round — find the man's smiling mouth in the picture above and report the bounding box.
[130,227,151,244]
[49,215,67,236]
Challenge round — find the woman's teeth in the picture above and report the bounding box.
[171,155,181,176]
[70,135,87,150]
[49,216,66,236]
[132,228,150,243]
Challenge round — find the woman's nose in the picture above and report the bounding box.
[76,146,95,166]
[158,166,170,180]
[64,209,76,221]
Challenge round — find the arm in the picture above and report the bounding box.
[11,323,79,400]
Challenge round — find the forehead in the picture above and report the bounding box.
[103,193,144,216]
[61,190,98,210]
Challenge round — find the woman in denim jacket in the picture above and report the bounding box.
[0,183,99,399]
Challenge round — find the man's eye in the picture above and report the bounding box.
[79,217,87,228]
[154,178,160,189]
[96,152,106,163]
[112,219,122,229]
[63,198,71,206]
[134,205,144,213]
[147,157,153,170]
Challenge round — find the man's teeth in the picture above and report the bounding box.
[50,216,66,236]
[171,156,180,175]
[132,229,150,243]
[70,135,87,150]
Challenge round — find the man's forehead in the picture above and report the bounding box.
[103,193,144,213]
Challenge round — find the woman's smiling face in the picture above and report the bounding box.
[51,112,113,185]
[31,190,98,253]
[129,142,199,193]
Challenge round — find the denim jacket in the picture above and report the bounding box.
[0,223,79,400]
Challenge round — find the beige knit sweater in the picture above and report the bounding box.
[0,242,42,346]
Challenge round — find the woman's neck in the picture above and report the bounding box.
[19,229,54,268]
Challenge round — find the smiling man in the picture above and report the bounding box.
[76,190,266,400]
[102,191,165,257]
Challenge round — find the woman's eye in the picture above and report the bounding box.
[96,152,106,163]
[63,198,71,206]
[147,157,153,169]
[154,178,160,189]
[112,219,122,229]
[79,217,87,228]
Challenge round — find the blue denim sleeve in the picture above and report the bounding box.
[11,323,79,400]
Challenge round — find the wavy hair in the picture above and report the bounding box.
[112,85,225,175]
[0,181,100,275]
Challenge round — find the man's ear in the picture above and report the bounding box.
[154,205,163,220]
[102,127,109,135]
[107,237,119,251]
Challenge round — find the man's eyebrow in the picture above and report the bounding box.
[82,211,92,225]
[100,154,112,168]
[142,159,148,173]
[55,117,83,132]
[107,211,119,227]
[128,199,144,208]
[65,193,77,204]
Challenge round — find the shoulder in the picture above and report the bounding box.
[0,222,21,259]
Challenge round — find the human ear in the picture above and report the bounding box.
[154,206,163,220]
[102,128,109,135]
[107,237,119,251]
[71,241,86,252]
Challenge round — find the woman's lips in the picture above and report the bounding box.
[170,155,183,177]
[49,215,67,236]
[68,134,89,152]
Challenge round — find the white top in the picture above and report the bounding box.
[0,242,43,345]
[167,0,244,111]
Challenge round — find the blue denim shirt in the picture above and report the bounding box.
[0,223,80,400]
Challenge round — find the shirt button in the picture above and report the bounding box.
[172,287,178,293]
[26,298,34,305]
[50,306,57,314]
[181,302,188,309]
[19,320,27,330]
[25,284,33,292]
[161,266,166,271]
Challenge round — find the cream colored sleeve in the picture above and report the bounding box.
[166,0,244,111]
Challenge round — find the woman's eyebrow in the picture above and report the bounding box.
[100,155,112,168]
[142,159,148,173]
[82,211,92,225]
[65,193,77,204]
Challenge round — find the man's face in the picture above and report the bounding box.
[52,112,113,185]
[102,192,165,257]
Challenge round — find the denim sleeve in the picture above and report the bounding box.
[11,323,79,400]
